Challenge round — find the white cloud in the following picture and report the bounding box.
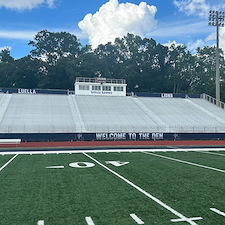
[211,1,225,11]
[205,27,225,52]
[163,40,184,48]
[187,39,204,51]
[163,39,205,53]
[0,0,54,10]
[0,30,37,40]
[78,0,157,49]
[173,0,210,17]
[0,29,84,41]
[205,32,215,42]
[219,27,225,52]
[173,0,225,18]
[152,20,208,38]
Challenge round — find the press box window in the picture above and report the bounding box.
[114,86,123,91]
[92,86,101,91]
[102,86,111,91]
[79,85,89,90]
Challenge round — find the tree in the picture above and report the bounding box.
[9,56,41,88]
[0,60,16,87]
[192,46,225,99]
[166,44,195,93]
[0,48,14,63]
[0,30,224,100]
[28,30,82,65]
[109,34,169,92]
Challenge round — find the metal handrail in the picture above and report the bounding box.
[201,93,225,109]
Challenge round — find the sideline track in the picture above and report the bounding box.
[1,139,225,150]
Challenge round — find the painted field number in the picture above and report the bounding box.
[69,161,129,168]
[69,162,95,168]
[46,161,129,169]
[105,161,129,167]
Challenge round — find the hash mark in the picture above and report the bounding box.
[130,213,144,224]
[85,216,95,225]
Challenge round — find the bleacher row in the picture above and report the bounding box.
[0,92,225,133]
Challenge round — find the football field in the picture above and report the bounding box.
[1,148,225,225]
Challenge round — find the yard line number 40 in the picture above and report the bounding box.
[46,161,129,169]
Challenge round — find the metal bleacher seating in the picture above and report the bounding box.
[0,92,225,133]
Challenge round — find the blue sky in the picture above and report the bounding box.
[0,0,225,59]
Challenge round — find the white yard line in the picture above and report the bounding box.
[210,208,225,217]
[37,220,44,225]
[83,152,199,225]
[199,151,225,157]
[142,152,225,173]
[85,216,95,225]
[0,154,18,172]
[130,213,144,224]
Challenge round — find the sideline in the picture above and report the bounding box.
[199,151,225,157]
[83,152,199,225]
[142,152,225,173]
[1,147,225,155]
[0,154,18,172]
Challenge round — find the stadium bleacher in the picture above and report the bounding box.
[0,91,225,141]
[1,76,225,141]
[0,94,75,133]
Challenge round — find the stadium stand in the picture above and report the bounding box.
[0,93,75,133]
[1,78,225,141]
[0,92,225,137]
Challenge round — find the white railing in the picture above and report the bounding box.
[75,77,126,84]
[201,93,225,109]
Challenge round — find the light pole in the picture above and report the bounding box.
[208,10,225,105]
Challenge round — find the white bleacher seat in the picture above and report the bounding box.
[0,93,225,133]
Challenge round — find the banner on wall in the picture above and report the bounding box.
[0,132,225,142]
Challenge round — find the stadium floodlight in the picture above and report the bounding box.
[208,10,225,105]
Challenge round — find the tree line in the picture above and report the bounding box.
[0,30,225,100]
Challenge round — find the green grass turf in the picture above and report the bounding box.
[154,151,225,170]
[0,151,225,224]
[0,155,16,168]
